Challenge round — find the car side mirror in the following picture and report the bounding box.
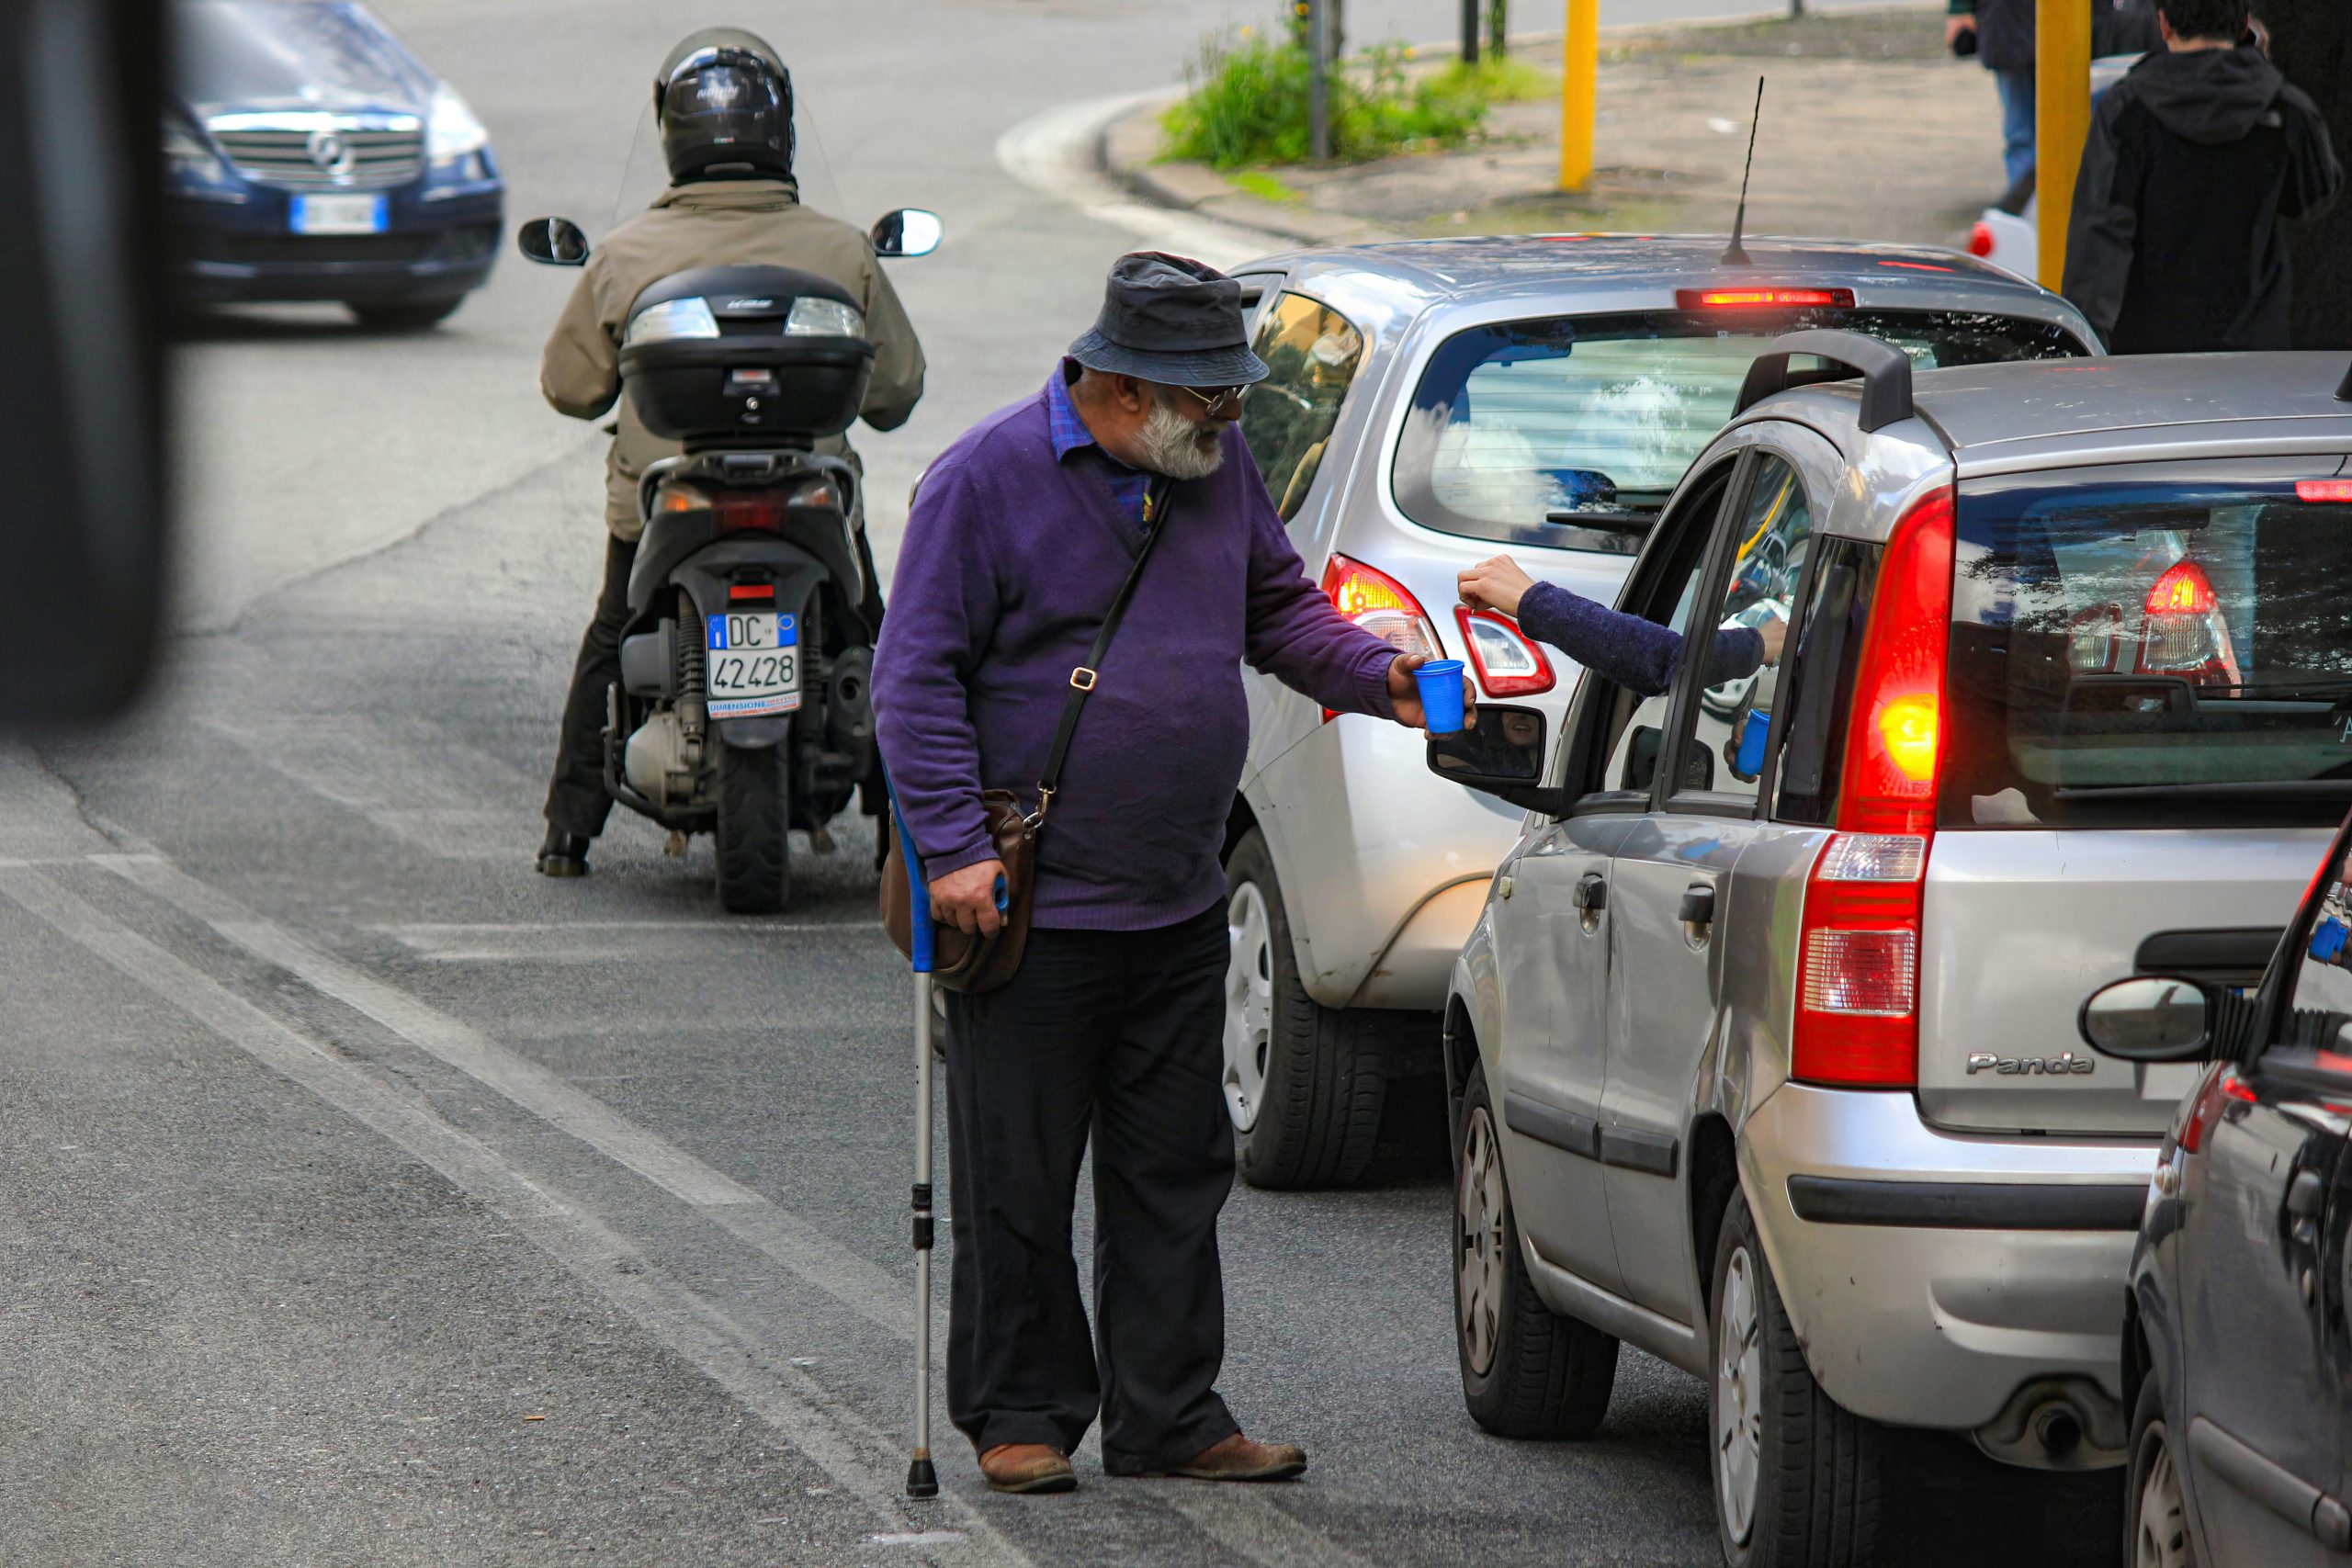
[870,208,943,259]
[2078,976,2214,1062]
[518,217,591,266]
[1428,705,1549,796]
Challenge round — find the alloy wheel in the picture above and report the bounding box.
[1223,882,1273,1132]
[1715,1245,1763,1547]
[1455,1106,1508,1377]
[2135,1426,2191,1568]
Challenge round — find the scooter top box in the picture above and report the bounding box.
[619,264,875,446]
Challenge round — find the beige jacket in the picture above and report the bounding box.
[539,179,927,539]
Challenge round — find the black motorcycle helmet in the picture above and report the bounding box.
[655,28,794,184]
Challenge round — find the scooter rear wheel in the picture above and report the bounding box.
[716,734,791,914]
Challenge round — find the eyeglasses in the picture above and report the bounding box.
[1177,383,1251,417]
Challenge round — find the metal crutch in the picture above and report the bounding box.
[882,769,942,1501]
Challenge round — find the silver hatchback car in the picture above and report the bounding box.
[1220,237,2097,1189]
[1435,343,2352,1567]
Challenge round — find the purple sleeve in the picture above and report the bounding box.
[873,459,1002,880]
[1236,466,1398,718]
[1518,581,1763,697]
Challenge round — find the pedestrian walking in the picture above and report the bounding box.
[1946,0,2164,188]
[2064,0,2343,353]
[872,252,1457,1495]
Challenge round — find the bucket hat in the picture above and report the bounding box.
[1069,252,1270,387]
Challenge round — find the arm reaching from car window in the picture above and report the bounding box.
[1458,555,1782,698]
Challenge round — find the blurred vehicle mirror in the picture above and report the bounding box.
[2078,976,2213,1061]
[870,209,943,259]
[1428,705,1547,792]
[518,217,591,266]
[0,0,171,727]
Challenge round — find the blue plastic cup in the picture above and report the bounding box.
[1414,659,1467,735]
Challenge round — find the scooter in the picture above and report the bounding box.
[518,209,940,912]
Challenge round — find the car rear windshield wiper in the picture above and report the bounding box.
[2193,680,2352,705]
[2053,779,2352,802]
[1544,508,1654,536]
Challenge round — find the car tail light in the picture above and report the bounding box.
[1966,221,1996,258]
[2177,1062,2254,1156]
[1793,832,1926,1087]
[1322,555,1442,722]
[2296,479,2352,503]
[1675,288,1855,310]
[1838,487,1954,838]
[1454,607,1555,696]
[2136,558,2239,687]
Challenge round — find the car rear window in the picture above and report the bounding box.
[1391,309,2083,556]
[1946,474,2352,829]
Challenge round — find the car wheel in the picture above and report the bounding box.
[1452,1062,1617,1437]
[2126,1374,2197,1568]
[1222,829,1387,1190]
[1712,1192,1886,1568]
[349,297,465,331]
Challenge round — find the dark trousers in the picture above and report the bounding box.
[943,905,1240,1472]
[543,534,637,839]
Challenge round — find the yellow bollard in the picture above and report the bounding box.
[2034,0,2092,289]
[1560,0,1598,190]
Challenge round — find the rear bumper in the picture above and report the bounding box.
[1742,1083,2154,1437]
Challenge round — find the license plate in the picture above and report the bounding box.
[705,612,801,718]
[290,193,389,235]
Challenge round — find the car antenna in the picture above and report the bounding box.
[1720,76,1766,267]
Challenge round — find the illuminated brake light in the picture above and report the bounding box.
[1454,607,1555,697]
[1677,288,1855,310]
[1966,221,1996,258]
[1793,832,1927,1088]
[1838,487,1954,839]
[2298,479,2352,503]
[2145,560,2217,615]
[1321,555,1442,723]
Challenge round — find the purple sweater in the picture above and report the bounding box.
[875,378,1402,931]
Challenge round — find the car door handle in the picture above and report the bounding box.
[1679,884,1717,927]
[1572,874,1607,913]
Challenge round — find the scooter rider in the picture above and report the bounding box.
[535,28,927,877]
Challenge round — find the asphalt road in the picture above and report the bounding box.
[3,2,2118,1563]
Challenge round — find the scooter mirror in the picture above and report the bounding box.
[518,217,591,266]
[870,209,943,259]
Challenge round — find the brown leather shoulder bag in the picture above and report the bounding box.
[880,484,1170,993]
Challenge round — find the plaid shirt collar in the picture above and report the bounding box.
[1046,357,1099,462]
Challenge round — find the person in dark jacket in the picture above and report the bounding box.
[2063,0,2343,353]
[1948,0,2165,187]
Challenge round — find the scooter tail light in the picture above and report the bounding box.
[1966,220,1996,258]
[1454,607,1555,696]
[1792,832,1927,1089]
[714,490,791,533]
[1321,554,1442,722]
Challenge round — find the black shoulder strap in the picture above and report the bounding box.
[1034,479,1171,824]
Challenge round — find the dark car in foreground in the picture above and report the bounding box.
[2082,770,2352,1566]
[168,0,503,327]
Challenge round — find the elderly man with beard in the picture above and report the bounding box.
[875,252,1453,1495]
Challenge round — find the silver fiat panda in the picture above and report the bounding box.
[1434,340,2352,1567]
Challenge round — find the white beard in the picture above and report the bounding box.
[1133,396,1226,481]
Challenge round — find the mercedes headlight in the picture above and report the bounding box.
[785,298,866,338]
[626,298,721,345]
[163,117,231,187]
[427,84,491,168]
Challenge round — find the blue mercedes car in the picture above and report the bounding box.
[167,0,504,328]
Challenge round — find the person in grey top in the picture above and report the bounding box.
[1458,556,1786,695]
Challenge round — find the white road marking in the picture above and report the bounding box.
[994,92,1272,274]
[198,713,541,861]
[0,863,1025,1568]
[1161,1490,1374,1568]
[376,918,874,964]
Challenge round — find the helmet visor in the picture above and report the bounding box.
[664,61,787,154]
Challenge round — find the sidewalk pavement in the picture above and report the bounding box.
[1105,5,2014,254]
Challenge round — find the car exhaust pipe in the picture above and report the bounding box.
[2030,1401,2084,1460]
[1974,1378,2125,1470]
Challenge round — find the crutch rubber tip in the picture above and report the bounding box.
[905,1456,940,1499]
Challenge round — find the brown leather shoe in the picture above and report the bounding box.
[979,1443,1076,1495]
[1155,1432,1307,1482]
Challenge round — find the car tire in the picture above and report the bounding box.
[1222,828,1387,1190]
[1712,1192,1887,1568]
[1452,1062,1619,1438]
[349,297,465,331]
[2125,1373,2197,1568]
[715,735,791,915]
